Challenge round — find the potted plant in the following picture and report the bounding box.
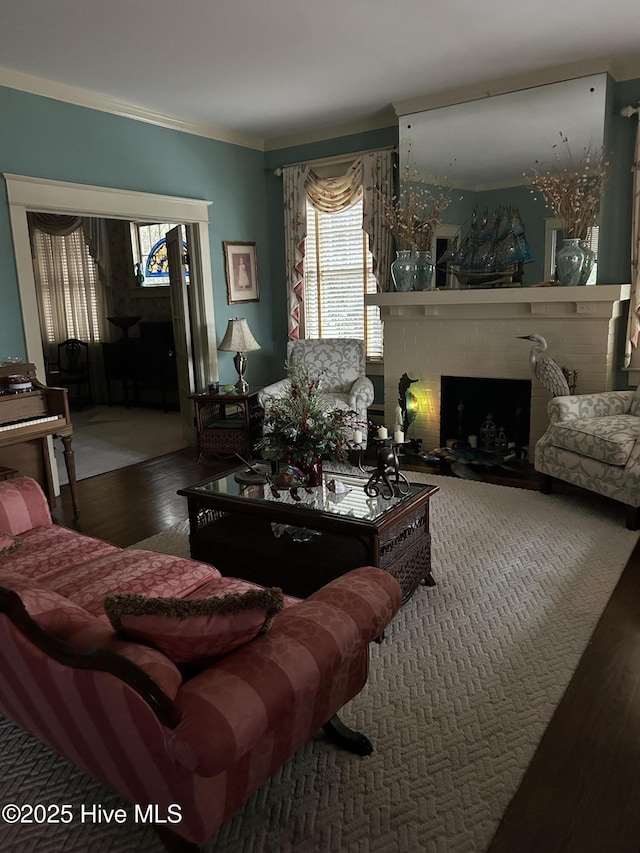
[257,361,358,486]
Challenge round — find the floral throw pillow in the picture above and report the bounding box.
[0,532,22,558]
[104,586,284,667]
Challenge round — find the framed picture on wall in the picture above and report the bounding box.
[223,241,259,304]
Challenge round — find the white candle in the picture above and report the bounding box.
[394,429,404,444]
[353,429,363,445]
[377,426,388,439]
[468,434,478,448]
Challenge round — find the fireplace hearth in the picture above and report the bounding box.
[440,376,531,449]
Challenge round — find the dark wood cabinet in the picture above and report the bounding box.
[103,322,178,411]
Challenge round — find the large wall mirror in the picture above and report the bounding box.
[399,73,608,286]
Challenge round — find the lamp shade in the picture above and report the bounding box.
[218,318,260,353]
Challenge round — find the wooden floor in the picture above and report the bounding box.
[53,449,640,852]
[51,448,234,547]
[488,537,640,853]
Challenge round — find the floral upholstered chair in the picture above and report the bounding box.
[258,338,375,448]
[535,388,640,528]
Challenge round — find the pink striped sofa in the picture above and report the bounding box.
[0,476,402,851]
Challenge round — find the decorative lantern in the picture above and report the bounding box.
[480,413,497,450]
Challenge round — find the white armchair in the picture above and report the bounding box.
[258,339,375,448]
[535,388,640,529]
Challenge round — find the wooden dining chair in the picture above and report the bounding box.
[53,338,92,408]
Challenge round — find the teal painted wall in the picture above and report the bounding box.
[0,86,275,387]
[599,76,639,285]
[2,76,640,392]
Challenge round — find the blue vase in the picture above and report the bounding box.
[413,250,435,291]
[556,238,587,287]
[577,240,596,285]
[391,250,416,292]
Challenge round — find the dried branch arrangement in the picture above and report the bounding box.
[379,162,452,252]
[528,133,611,239]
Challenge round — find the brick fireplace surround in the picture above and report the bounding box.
[366,285,631,453]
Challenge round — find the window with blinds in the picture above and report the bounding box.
[581,225,599,285]
[303,196,383,359]
[32,229,102,343]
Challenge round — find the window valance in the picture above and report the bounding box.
[282,149,394,340]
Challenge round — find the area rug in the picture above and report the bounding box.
[0,474,637,852]
[54,405,188,484]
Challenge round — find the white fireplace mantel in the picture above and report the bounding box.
[366,284,631,450]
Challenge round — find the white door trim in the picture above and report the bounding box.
[3,173,217,384]
[166,225,196,443]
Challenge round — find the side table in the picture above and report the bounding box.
[190,389,263,461]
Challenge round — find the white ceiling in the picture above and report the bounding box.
[2,0,640,149]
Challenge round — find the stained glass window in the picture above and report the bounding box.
[132,223,189,286]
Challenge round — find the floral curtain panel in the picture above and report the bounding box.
[626,120,640,366]
[283,164,310,341]
[361,150,394,294]
[282,149,394,341]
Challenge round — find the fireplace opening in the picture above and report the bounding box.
[440,376,531,451]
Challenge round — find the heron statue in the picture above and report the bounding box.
[518,334,571,397]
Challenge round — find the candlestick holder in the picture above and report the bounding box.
[364,439,410,499]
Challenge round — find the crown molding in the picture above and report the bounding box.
[0,61,397,153]
[3,53,639,156]
[611,54,640,82]
[263,107,398,152]
[0,65,264,151]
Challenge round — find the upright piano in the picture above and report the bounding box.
[0,363,79,518]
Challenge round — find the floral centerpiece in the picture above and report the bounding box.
[258,361,357,485]
[528,133,611,239]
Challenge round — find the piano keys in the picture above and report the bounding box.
[0,362,79,518]
[0,414,63,433]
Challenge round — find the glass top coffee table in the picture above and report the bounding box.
[178,468,439,601]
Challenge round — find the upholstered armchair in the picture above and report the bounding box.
[535,389,640,529]
[258,339,375,448]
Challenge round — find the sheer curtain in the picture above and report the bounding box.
[282,149,394,341]
[29,214,113,401]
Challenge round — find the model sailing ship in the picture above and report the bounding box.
[438,205,533,288]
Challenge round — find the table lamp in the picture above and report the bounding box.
[218,318,260,393]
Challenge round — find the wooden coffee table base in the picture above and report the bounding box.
[179,469,439,602]
[187,501,434,602]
